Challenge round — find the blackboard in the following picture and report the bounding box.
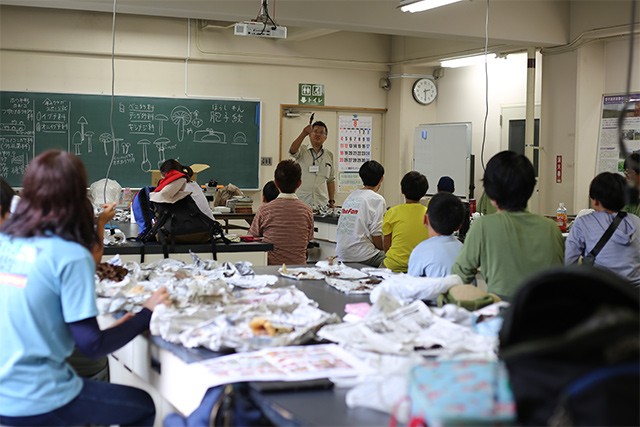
[0,91,261,188]
[413,122,472,199]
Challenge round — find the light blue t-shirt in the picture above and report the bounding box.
[565,210,640,285]
[0,233,98,417]
[407,235,463,278]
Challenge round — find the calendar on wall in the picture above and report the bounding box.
[337,115,372,192]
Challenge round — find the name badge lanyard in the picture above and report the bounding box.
[310,148,324,174]
[311,147,324,165]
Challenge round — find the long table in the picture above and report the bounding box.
[103,264,389,427]
[102,221,272,265]
[213,212,256,233]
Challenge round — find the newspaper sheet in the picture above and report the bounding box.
[190,344,374,387]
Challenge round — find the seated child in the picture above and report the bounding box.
[262,180,279,203]
[565,172,640,285]
[150,159,215,220]
[425,175,454,210]
[382,171,430,272]
[249,160,314,265]
[408,192,465,277]
[451,151,564,299]
[437,176,455,193]
[336,160,387,267]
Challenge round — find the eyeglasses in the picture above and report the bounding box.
[312,130,327,136]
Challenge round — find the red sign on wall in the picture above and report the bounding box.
[556,155,562,183]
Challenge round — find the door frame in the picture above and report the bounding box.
[500,103,541,213]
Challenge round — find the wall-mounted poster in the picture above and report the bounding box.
[596,93,640,174]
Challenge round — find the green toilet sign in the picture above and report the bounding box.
[298,83,325,106]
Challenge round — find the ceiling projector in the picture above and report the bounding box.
[234,21,287,39]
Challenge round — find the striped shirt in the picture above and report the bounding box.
[249,193,314,265]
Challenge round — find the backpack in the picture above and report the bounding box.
[498,265,639,426]
[131,186,156,239]
[141,196,230,259]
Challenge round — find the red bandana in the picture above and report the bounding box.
[154,170,186,192]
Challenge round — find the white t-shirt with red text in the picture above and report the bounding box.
[336,188,386,262]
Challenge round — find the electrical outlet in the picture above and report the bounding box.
[260,157,272,166]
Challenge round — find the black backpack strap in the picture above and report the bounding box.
[140,244,146,263]
[157,227,169,259]
[169,213,177,254]
[589,211,627,259]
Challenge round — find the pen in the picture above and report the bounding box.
[309,113,315,124]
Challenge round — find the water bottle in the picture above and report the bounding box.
[556,202,567,232]
[123,187,132,206]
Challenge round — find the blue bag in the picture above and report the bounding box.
[131,186,156,239]
[407,360,516,427]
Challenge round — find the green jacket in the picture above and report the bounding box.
[622,203,640,218]
[451,211,565,298]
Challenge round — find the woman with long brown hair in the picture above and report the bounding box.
[0,150,169,426]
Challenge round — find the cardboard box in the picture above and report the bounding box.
[150,164,210,186]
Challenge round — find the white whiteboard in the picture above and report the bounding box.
[413,123,472,199]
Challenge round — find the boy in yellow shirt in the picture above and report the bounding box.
[382,171,430,272]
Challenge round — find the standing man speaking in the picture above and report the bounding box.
[289,119,336,209]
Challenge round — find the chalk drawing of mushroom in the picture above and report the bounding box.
[99,133,113,156]
[138,139,152,172]
[194,128,226,143]
[72,131,83,155]
[170,106,192,142]
[232,132,248,145]
[85,132,94,153]
[122,142,131,155]
[77,116,88,141]
[155,114,168,136]
[154,137,171,169]
[113,137,123,155]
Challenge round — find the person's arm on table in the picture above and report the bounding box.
[564,220,584,265]
[248,210,263,237]
[450,221,482,284]
[383,234,392,252]
[68,287,170,359]
[371,234,384,251]
[307,209,315,242]
[327,181,336,208]
[381,210,393,252]
[92,202,116,264]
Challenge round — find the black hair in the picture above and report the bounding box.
[624,152,640,174]
[483,151,536,211]
[401,171,429,201]
[312,121,328,135]
[359,160,385,187]
[428,192,465,235]
[589,172,626,211]
[159,159,193,181]
[1,178,15,218]
[263,180,280,203]
[437,176,455,193]
[274,160,302,194]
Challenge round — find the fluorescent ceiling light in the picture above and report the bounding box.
[441,53,497,68]
[400,0,463,13]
